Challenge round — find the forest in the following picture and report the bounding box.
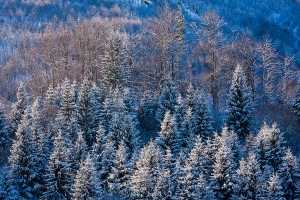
[0,0,300,199]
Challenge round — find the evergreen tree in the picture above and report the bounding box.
[180,107,194,152]
[108,140,131,197]
[156,110,180,155]
[175,5,185,46]
[156,77,179,123]
[183,136,205,199]
[233,152,263,200]
[130,141,162,199]
[210,133,235,200]
[293,83,300,121]
[8,111,37,199]
[173,151,187,200]
[189,90,214,140]
[0,103,9,153]
[279,148,300,200]
[202,138,216,179]
[92,125,107,172]
[71,154,102,200]
[102,31,131,90]
[197,172,216,200]
[254,123,286,172]
[42,130,73,199]
[266,173,285,200]
[226,65,253,141]
[74,129,88,171]
[10,82,28,133]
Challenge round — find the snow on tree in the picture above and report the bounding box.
[8,111,37,199]
[210,131,235,200]
[180,107,194,152]
[156,77,179,123]
[293,83,300,121]
[0,102,9,153]
[226,65,253,141]
[202,138,216,179]
[73,129,88,171]
[42,129,74,199]
[156,110,180,155]
[108,140,131,197]
[92,124,107,172]
[10,82,29,133]
[266,173,285,200]
[254,123,286,172]
[175,5,186,46]
[102,31,131,91]
[197,172,216,200]
[279,148,300,200]
[71,154,102,199]
[174,95,188,149]
[130,141,162,199]
[189,90,214,140]
[173,151,188,200]
[233,152,263,200]
[183,136,205,199]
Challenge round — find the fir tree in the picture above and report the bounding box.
[226,65,253,141]
[279,148,300,200]
[197,172,216,200]
[210,133,235,200]
[102,31,131,90]
[92,125,107,172]
[173,151,187,200]
[130,141,162,199]
[42,130,73,199]
[266,173,285,200]
[254,123,286,172]
[10,82,28,133]
[183,136,205,199]
[233,152,263,200]
[156,110,180,155]
[108,140,131,197]
[175,5,185,46]
[8,111,37,199]
[156,77,179,123]
[189,90,214,140]
[71,154,102,200]
[74,129,88,171]
[0,103,9,153]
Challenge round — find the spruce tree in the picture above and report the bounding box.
[92,125,107,172]
[156,77,179,123]
[233,152,263,200]
[102,31,131,90]
[210,133,235,200]
[189,90,214,140]
[0,103,9,153]
[71,154,102,199]
[226,65,253,141]
[254,123,286,172]
[74,129,88,171]
[197,172,216,200]
[42,130,73,199]
[130,141,162,199]
[266,173,285,200]
[10,82,28,133]
[183,136,205,199]
[279,148,300,200]
[8,111,37,199]
[156,110,180,155]
[108,140,131,197]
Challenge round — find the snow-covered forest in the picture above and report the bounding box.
[0,0,300,199]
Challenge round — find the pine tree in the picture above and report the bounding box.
[202,138,216,179]
[233,152,263,200]
[156,110,180,155]
[293,83,300,121]
[108,140,131,197]
[0,103,9,153]
[210,133,235,200]
[226,65,253,141]
[279,148,300,200]
[8,111,37,199]
[197,172,216,200]
[266,173,285,200]
[173,151,187,200]
[10,82,28,133]
[42,129,73,199]
[183,136,205,199]
[92,125,107,172]
[254,123,286,172]
[74,129,88,171]
[180,107,194,152]
[130,141,162,199]
[189,90,214,140]
[102,31,131,90]
[71,154,102,200]
[156,77,179,123]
